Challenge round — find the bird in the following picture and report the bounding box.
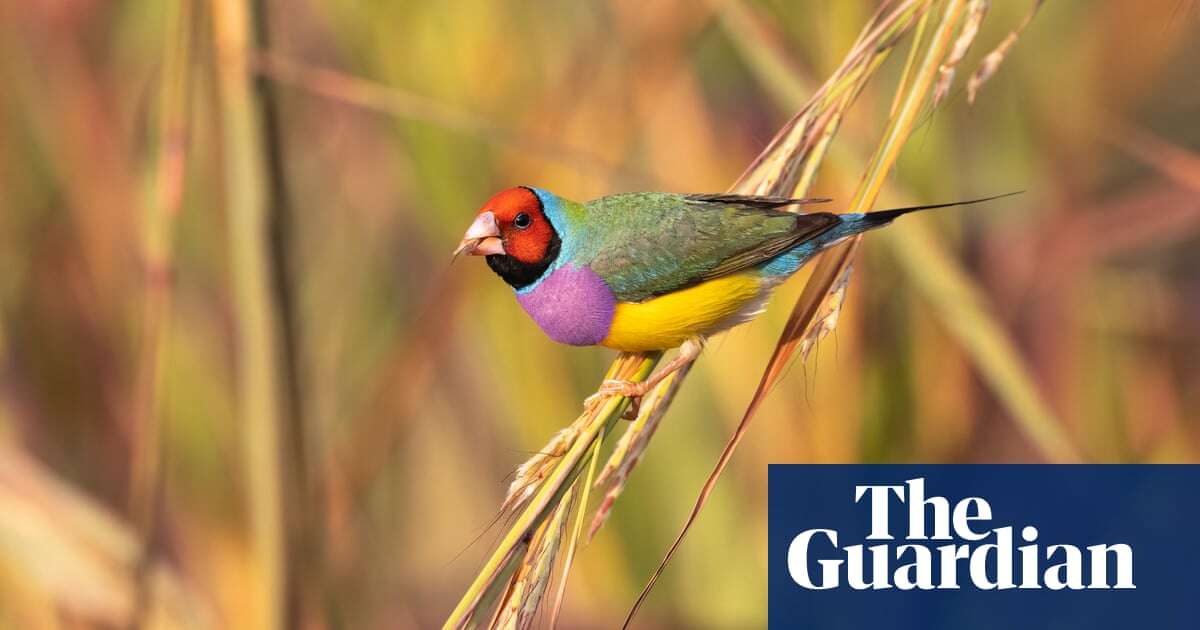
[454,186,1013,403]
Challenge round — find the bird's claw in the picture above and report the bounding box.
[583,379,650,419]
[597,379,648,398]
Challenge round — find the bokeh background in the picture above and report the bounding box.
[0,0,1198,628]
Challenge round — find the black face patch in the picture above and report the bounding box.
[485,230,561,290]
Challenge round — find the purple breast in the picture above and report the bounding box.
[516,264,616,346]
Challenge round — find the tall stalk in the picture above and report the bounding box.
[128,0,196,625]
[210,1,287,628]
[250,0,326,627]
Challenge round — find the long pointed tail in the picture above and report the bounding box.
[853,190,1023,230]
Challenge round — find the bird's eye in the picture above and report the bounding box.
[513,212,532,229]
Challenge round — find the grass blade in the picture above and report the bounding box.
[210,0,288,627]
[442,354,658,628]
[730,0,1081,461]
[884,220,1082,461]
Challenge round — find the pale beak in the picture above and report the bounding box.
[453,211,505,258]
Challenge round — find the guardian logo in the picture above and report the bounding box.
[787,478,1135,591]
[767,465,1198,629]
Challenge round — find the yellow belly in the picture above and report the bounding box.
[601,272,767,352]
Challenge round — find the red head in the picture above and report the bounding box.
[455,187,557,263]
[454,186,562,289]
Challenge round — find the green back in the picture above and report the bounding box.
[569,192,838,302]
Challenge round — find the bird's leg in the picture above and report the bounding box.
[621,397,642,420]
[594,337,705,414]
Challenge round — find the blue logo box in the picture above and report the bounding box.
[768,465,1199,629]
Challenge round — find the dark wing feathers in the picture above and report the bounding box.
[684,193,832,209]
[696,212,839,281]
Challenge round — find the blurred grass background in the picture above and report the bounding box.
[0,0,1198,628]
